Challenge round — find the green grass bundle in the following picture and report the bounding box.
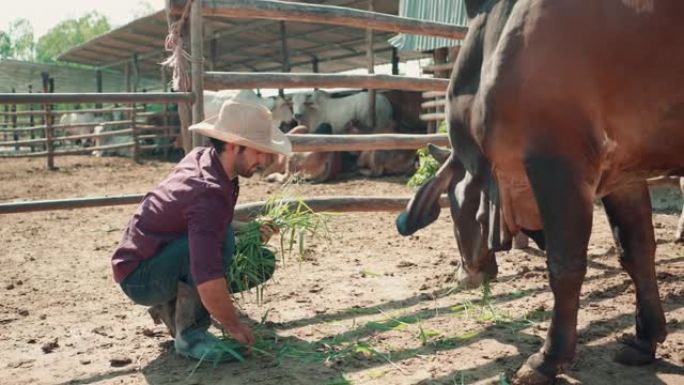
[407,147,441,187]
[407,121,447,187]
[227,195,332,303]
[260,194,332,262]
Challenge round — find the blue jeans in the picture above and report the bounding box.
[120,226,237,306]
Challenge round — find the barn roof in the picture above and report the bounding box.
[389,0,468,52]
[57,0,426,81]
[0,59,160,93]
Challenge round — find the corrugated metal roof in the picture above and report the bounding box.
[0,60,161,93]
[57,0,424,80]
[389,0,468,52]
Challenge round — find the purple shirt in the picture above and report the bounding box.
[112,147,239,285]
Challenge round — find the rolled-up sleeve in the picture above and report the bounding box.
[186,186,231,285]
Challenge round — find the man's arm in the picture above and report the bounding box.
[232,220,249,233]
[196,278,255,346]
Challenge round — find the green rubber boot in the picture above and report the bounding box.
[173,282,245,363]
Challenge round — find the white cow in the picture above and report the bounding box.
[92,123,131,157]
[291,90,393,134]
[57,112,105,146]
[203,89,294,130]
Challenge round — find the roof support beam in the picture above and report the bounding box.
[204,72,449,92]
[168,0,467,39]
[222,32,388,70]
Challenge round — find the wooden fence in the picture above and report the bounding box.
[0,92,191,168]
[1,0,460,213]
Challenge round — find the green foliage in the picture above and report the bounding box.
[437,120,447,133]
[407,147,440,187]
[0,31,10,59]
[35,12,110,63]
[0,18,35,60]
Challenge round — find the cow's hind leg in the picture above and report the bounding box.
[514,154,593,385]
[602,182,666,365]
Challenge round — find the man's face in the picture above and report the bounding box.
[234,146,272,178]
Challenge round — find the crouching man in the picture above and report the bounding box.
[111,101,292,361]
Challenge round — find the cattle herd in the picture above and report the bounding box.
[55,88,424,180]
[202,88,425,183]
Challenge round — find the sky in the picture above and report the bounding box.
[0,0,165,38]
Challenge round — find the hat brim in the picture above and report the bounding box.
[189,115,292,156]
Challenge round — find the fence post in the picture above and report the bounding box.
[41,72,55,170]
[131,102,140,163]
[11,88,18,151]
[391,47,399,75]
[45,103,55,170]
[28,85,35,151]
[190,0,205,148]
[161,62,171,159]
[366,0,376,131]
[3,104,8,142]
[279,20,290,98]
[95,69,103,112]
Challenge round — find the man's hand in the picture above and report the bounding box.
[225,321,255,346]
[257,217,279,243]
[197,278,255,346]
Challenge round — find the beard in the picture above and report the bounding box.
[235,158,259,178]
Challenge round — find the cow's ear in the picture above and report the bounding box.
[464,0,486,18]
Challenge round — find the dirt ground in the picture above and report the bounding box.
[1,155,683,385]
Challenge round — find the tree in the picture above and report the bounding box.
[0,31,11,59]
[35,12,110,63]
[0,18,35,60]
[9,19,35,60]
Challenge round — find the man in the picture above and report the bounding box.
[111,100,292,361]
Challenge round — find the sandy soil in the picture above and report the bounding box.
[0,155,683,385]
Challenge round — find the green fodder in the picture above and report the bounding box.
[260,194,333,262]
[407,147,441,187]
[227,195,333,303]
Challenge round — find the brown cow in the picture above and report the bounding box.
[677,178,684,243]
[263,124,342,184]
[343,119,417,177]
[397,1,684,384]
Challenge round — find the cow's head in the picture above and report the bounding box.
[291,92,314,126]
[396,144,500,288]
[268,95,295,126]
[292,91,332,125]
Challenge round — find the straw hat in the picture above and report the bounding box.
[189,100,292,156]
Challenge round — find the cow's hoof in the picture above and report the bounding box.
[456,265,485,289]
[455,261,498,289]
[456,267,497,289]
[614,336,656,366]
[512,353,557,385]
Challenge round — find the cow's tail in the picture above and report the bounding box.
[396,148,457,235]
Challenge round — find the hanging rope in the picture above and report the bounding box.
[162,0,194,92]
